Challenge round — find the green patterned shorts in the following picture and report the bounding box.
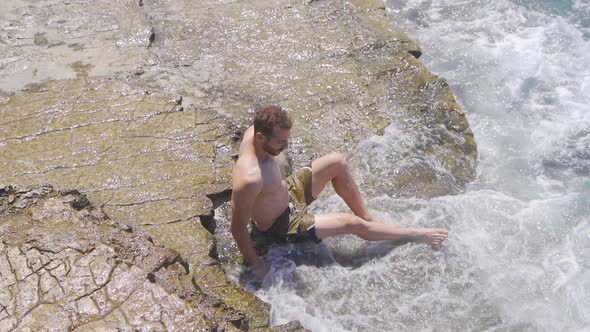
[250,166,320,255]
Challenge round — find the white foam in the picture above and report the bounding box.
[258,1,590,330]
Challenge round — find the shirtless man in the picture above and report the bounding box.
[231,105,448,278]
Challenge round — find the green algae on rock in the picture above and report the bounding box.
[0,76,234,227]
[349,53,478,198]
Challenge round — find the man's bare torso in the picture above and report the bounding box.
[233,126,289,231]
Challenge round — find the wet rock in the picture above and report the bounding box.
[33,33,49,46]
[130,0,474,197]
[0,77,235,227]
[273,320,311,332]
[59,189,91,210]
[139,219,272,329]
[0,75,275,329]
[1,0,476,198]
[0,0,153,91]
[350,61,478,198]
[0,185,267,330]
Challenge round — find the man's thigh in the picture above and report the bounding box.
[311,153,343,199]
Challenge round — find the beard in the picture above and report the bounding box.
[262,141,283,156]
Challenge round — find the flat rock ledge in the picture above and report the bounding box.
[0,184,307,331]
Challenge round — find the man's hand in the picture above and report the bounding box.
[250,259,271,279]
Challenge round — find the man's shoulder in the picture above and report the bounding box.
[233,156,263,190]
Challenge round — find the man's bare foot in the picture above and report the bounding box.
[415,228,449,246]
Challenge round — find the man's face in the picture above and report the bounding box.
[261,127,290,156]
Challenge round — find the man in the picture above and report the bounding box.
[231,105,448,278]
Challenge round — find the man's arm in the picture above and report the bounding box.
[230,177,264,268]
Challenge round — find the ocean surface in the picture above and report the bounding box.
[251,1,590,331]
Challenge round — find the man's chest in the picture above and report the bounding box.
[259,161,286,194]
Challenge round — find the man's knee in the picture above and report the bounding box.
[343,215,368,235]
[326,152,348,172]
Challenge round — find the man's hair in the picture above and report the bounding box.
[253,105,292,137]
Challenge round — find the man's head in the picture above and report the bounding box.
[253,105,292,156]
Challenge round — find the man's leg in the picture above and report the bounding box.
[311,153,381,222]
[314,213,448,245]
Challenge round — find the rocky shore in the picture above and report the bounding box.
[0,185,308,330]
[0,0,477,330]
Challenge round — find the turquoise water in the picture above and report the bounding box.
[252,1,589,331]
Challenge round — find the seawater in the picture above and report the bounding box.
[251,1,590,331]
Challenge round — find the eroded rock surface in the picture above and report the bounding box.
[0,185,309,331]
[0,185,220,330]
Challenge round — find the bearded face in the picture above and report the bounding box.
[259,127,290,156]
[262,140,283,156]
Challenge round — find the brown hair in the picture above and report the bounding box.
[253,105,292,137]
